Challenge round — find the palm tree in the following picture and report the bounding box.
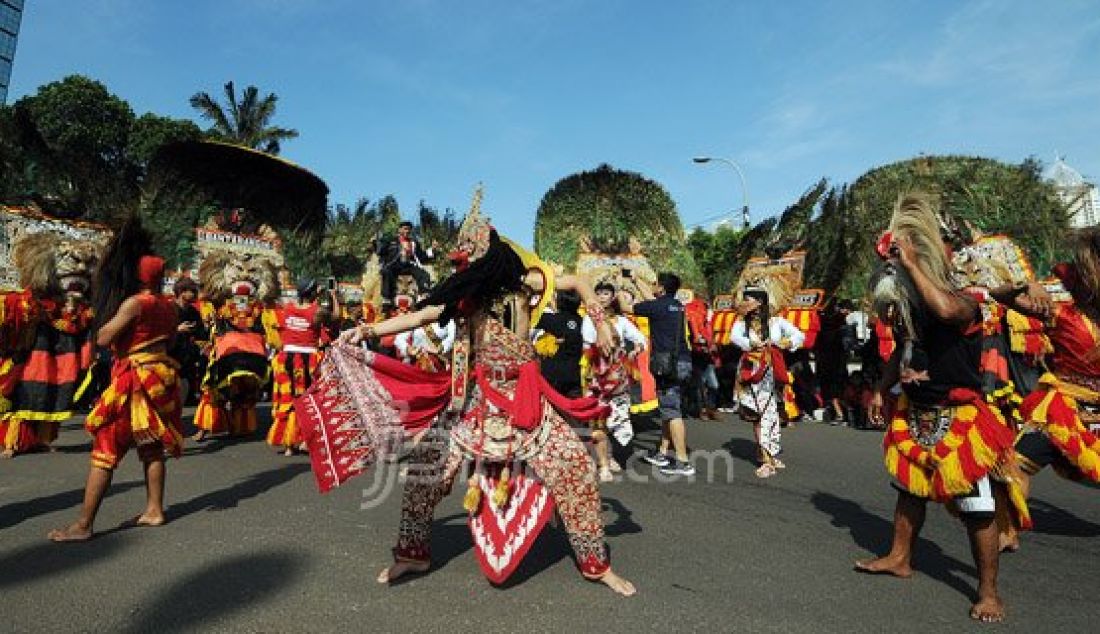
[189,81,298,155]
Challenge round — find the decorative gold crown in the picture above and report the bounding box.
[454,184,492,263]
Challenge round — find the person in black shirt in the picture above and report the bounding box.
[169,277,207,406]
[855,193,1014,623]
[378,222,436,305]
[534,290,584,398]
[631,272,694,477]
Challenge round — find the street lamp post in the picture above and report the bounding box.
[693,156,750,229]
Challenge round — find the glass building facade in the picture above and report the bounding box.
[0,0,23,104]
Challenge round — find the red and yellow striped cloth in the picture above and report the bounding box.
[85,350,182,469]
[884,388,1029,527]
[1019,373,1100,482]
[780,308,821,349]
[711,310,738,345]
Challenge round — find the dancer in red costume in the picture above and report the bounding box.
[266,278,336,455]
[49,219,181,541]
[298,191,635,596]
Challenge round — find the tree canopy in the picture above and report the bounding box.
[534,163,701,287]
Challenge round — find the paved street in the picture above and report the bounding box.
[2,408,1097,632]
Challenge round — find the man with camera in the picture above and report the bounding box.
[630,272,695,477]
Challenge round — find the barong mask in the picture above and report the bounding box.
[199,250,281,305]
[13,232,101,302]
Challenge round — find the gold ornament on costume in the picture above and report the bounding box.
[454,184,493,264]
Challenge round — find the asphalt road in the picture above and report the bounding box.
[2,407,1097,632]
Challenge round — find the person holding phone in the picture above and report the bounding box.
[170,277,206,407]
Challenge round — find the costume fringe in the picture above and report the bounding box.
[884,392,1017,502]
[1020,374,1100,482]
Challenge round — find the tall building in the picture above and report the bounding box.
[1045,155,1099,229]
[0,0,23,104]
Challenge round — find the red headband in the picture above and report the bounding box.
[138,255,165,287]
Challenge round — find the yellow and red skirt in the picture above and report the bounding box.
[1018,373,1100,482]
[267,347,323,448]
[884,388,1029,526]
[84,351,182,470]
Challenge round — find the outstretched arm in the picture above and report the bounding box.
[342,304,445,345]
[988,282,1053,319]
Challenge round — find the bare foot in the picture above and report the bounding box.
[283,447,294,457]
[128,512,166,527]
[48,523,93,542]
[0,449,14,459]
[970,596,1005,623]
[854,555,913,578]
[190,431,207,442]
[598,569,636,596]
[377,559,430,584]
[999,534,1020,553]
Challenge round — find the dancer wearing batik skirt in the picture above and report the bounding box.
[855,193,1023,623]
[298,190,635,595]
[49,219,181,542]
[583,281,646,482]
[266,278,336,455]
[730,288,804,478]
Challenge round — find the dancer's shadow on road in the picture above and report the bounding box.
[0,532,130,589]
[120,550,307,633]
[179,435,257,457]
[162,462,309,520]
[1028,497,1100,537]
[0,480,145,530]
[721,437,761,470]
[811,491,979,602]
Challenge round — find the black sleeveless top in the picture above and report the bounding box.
[901,301,983,405]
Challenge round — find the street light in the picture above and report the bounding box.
[693,156,750,229]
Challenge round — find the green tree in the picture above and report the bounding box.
[12,75,137,218]
[534,163,702,286]
[831,155,1069,298]
[189,81,299,154]
[127,113,201,167]
[688,224,745,296]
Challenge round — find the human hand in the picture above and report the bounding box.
[893,234,918,270]
[1022,281,1053,318]
[596,322,615,357]
[869,391,885,426]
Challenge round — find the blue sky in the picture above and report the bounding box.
[9,0,1100,245]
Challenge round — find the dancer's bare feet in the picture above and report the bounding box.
[598,569,636,596]
[853,555,913,578]
[127,511,166,528]
[190,431,207,442]
[0,448,14,459]
[377,559,430,583]
[283,447,294,457]
[999,533,1020,553]
[47,523,93,542]
[970,596,1005,623]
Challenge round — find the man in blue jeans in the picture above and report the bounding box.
[630,272,695,476]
